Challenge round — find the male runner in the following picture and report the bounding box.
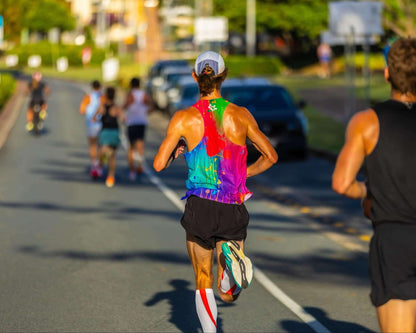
[153,51,277,332]
[79,80,104,178]
[25,72,49,131]
[332,38,416,333]
[123,77,150,180]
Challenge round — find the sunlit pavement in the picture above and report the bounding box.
[0,78,378,332]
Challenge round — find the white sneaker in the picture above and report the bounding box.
[128,170,136,181]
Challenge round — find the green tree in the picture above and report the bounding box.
[23,0,75,33]
[0,0,31,42]
[381,0,416,37]
[213,0,329,39]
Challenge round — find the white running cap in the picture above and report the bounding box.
[194,51,225,76]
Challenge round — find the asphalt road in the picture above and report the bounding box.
[0,78,379,333]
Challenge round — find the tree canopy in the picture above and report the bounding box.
[213,0,416,39]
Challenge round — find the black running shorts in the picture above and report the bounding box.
[181,195,249,249]
[127,124,146,144]
[369,221,416,307]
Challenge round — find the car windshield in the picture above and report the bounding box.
[182,85,199,99]
[166,73,189,85]
[222,86,296,111]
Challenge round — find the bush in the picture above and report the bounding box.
[225,55,285,77]
[7,42,107,67]
[0,74,16,112]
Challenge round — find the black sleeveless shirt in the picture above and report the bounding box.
[365,100,416,223]
[101,103,118,129]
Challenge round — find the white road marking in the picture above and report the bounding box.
[144,162,331,333]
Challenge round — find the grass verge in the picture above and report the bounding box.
[0,73,16,112]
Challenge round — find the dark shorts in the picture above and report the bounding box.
[99,129,120,149]
[29,100,45,108]
[369,221,416,307]
[181,195,249,249]
[127,125,146,144]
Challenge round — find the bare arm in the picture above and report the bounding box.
[153,112,187,172]
[332,112,369,199]
[79,94,90,115]
[245,109,278,177]
[92,104,104,122]
[123,91,134,109]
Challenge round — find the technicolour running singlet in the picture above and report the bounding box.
[182,98,252,204]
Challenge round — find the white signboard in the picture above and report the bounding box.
[28,55,42,68]
[102,58,119,82]
[321,31,378,46]
[194,17,228,44]
[5,54,18,67]
[329,1,383,36]
[57,57,68,72]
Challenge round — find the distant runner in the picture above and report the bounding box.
[26,72,49,132]
[153,51,277,332]
[332,38,416,333]
[93,87,124,188]
[123,77,151,180]
[79,80,104,178]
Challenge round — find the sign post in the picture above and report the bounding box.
[329,1,383,121]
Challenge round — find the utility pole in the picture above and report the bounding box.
[246,0,256,57]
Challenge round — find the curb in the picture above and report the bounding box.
[0,80,26,151]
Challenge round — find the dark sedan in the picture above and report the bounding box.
[221,84,308,160]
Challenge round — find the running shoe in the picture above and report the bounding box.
[90,166,99,179]
[105,176,115,188]
[136,166,144,174]
[128,170,136,181]
[39,110,47,120]
[221,240,253,289]
[26,122,34,132]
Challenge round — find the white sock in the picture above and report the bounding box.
[195,289,217,333]
[220,266,241,296]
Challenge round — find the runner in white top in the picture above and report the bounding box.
[123,77,151,180]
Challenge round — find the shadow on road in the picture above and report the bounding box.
[18,245,190,264]
[252,250,370,286]
[144,279,205,333]
[0,200,181,222]
[280,306,376,333]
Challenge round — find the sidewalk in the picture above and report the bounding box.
[0,80,26,151]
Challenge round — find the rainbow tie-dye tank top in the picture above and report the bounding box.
[182,98,252,204]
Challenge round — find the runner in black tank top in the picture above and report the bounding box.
[92,86,124,188]
[332,38,416,333]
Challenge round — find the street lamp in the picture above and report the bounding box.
[246,0,256,57]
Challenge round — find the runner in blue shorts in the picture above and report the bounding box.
[92,87,124,188]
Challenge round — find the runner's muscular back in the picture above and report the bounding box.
[154,101,277,173]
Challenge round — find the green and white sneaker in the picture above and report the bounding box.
[221,240,253,289]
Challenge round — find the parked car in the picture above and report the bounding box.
[167,77,271,117]
[146,59,190,107]
[221,83,308,160]
[153,66,192,112]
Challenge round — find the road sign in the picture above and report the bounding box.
[194,17,228,45]
[329,1,383,37]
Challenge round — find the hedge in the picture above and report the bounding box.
[7,41,106,67]
[0,73,16,112]
[225,55,285,77]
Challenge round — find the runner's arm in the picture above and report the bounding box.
[153,112,186,172]
[332,112,367,199]
[246,109,278,177]
[123,91,134,109]
[79,94,90,115]
[92,104,104,122]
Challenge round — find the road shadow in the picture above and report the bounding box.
[18,245,190,264]
[280,306,376,333]
[252,249,370,286]
[0,200,182,222]
[144,279,204,333]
